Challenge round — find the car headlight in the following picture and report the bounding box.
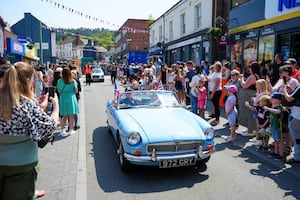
[127,132,141,145]
[204,128,215,140]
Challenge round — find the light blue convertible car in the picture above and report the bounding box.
[106,90,215,171]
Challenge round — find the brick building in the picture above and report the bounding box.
[114,19,149,64]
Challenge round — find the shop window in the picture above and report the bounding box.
[280,35,291,61]
[258,35,275,64]
[243,38,258,67]
[291,34,300,64]
[231,40,243,64]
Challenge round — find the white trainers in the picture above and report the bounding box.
[70,130,76,135]
[241,130,255,137]
[60,130,69,137]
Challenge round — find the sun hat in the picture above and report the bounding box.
[271,92,283,100]
[224,85,238,93]
[287,58,297,65]
[55,67,63,72]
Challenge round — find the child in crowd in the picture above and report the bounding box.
[245,95,271,151]
[263,92,285,161]
[224,85,238,143]
[252,79,270,106]
[242,79,270,137]
[196,79,207,119]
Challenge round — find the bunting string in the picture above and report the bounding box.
[40,0,149,33]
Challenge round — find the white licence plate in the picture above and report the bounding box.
[159,157,196,168]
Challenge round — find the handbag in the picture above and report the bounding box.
[37,134,54,148]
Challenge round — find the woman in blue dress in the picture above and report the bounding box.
[57,67,79,136]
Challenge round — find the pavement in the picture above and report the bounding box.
[36,81,87,200]
[36,84,300,200]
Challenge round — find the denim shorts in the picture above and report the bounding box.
[271,128,282,141]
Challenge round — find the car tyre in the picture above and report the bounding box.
[198,156,210,163]
[117,136,132,171]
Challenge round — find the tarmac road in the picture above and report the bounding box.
[36,76,300,200]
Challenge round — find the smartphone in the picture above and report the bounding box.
[43,87,55,101]
[283,76,287,84]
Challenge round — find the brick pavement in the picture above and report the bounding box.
[36,81,87,200]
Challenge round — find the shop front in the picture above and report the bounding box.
[229,0,300,70]
[24,44,39,65]
[165,33,209,66]
[6,38,25,63]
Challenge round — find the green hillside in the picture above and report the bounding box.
[56,28,115,51]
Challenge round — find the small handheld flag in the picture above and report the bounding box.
[156,81,164,90]
[114,82,120,103]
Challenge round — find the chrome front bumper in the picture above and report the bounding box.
[124,149,213,163]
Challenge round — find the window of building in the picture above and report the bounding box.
[151,30,155,45]
[195,3,202,29]
[159,25,163,42]
[231,0,251,9]
[180,13,186,35]
[169,21,173,41]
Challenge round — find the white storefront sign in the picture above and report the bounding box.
[34,42,49,50]
[265,0,300,19]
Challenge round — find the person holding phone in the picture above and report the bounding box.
[0,62,59,200]
[269,65,299,95]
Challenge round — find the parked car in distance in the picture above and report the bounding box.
[91,68,104,82]
[105,90,215,171]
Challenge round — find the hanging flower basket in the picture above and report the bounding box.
[208,27,222,40]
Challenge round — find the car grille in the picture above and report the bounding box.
[92,75,100,78]
[147,141,202,154]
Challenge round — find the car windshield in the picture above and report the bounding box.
[92,69,103,74]
[118,91,180,109]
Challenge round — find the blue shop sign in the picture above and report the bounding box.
[7,38,25,56]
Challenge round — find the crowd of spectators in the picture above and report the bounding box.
[110,54,300,166]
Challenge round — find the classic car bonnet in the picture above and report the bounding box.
[119,108,208,143]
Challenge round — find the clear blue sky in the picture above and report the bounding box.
[0,0,179,30]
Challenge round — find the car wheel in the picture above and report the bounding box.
[117,136,131,171]
[199,156,210,163]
